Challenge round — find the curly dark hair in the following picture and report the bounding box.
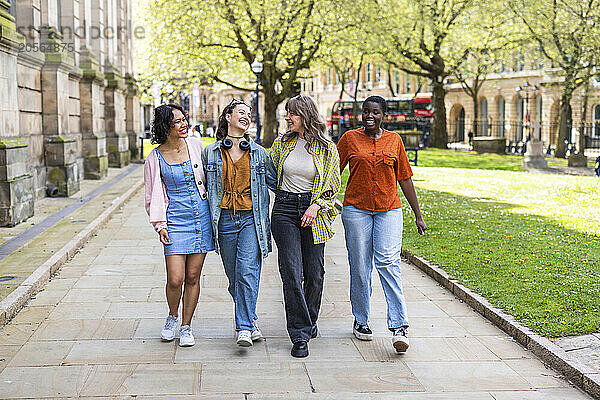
[363,95,388,114]
[150,104,188,145]
[216,99,251,141]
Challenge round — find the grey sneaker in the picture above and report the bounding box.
[160,315,178,341]
[392,327,409,353]
[179,325,195,347]
[237,330,253,347]
[251,323,263,342]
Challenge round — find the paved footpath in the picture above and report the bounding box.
[0,190,592,399]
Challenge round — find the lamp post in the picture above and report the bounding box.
[251,60,263,145]
[516,81,547,169]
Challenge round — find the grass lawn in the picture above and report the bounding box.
[339,150,600,337]
[142,137,216,159]
[415,148,596,171]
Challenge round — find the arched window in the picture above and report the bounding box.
[497,97,505,137]
[479,98,489,136]
[516,98,524,141]
[594,104,600,137]
[534,96,543,140]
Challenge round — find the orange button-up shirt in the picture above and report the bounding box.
[337,128,413,211]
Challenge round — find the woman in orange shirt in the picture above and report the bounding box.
[337,95,426,353]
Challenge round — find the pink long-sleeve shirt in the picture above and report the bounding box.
[144,137,207,233]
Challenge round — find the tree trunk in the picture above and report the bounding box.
[472,94,479,137]
[352,54,364,129]
[387,64,396,97]
[431,79,448,148]
[261,92,280,148]
[555,91,573,158]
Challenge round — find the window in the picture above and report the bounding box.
[405,73,411,92]
[376,66,381,82]
[516,98,524,141]
[327,69,331,86]
[497,97,505,137]
[366,63,372,82]
[534,96,543,140]
[479,98,489,136]
[395,71,400,94]
[594,104,600,137]
[517,51,525,71]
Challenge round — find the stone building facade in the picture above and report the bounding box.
[0,0,142,226]
[300,62,600,150]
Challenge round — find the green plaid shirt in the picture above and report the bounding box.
[269,135,341,244]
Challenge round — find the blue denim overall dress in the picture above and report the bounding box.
[157,150,214,255]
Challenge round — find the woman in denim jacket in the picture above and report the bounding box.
[201,99,277,347]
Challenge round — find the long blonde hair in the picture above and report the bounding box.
[283,95,331,153]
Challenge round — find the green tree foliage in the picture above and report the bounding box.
[374,0,477,148]
[143,0,349,146]
[453,3,522,137]
[508,0,600,158]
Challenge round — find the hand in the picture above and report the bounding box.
[301,204,321,227]
[415,217,427,235]
[159,229,173,245]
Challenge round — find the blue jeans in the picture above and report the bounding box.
[341,205,409,329]
[218,210,262,331]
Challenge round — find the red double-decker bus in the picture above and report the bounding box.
[328,96,432,144]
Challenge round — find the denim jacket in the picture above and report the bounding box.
[202,139,277,258]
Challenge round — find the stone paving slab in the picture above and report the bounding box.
[0,190,592,398]
[0,166,143,306]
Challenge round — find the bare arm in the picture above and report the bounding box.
[399,177,426,235]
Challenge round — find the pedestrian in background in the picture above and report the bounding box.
[202,99,277,347]
[144,103,214,347]
[269,95,341,358]
[336,95,426,353]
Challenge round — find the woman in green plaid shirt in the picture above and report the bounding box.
[269,95,341,358]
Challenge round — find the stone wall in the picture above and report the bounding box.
[0,0,143,226]
[17,57,46,198]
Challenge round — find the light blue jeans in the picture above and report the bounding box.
[341,205,409,329]
[218,210,261,331]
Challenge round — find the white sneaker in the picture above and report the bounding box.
[160,315,178,341]
[251,323,263,341]
[392,327,409,353]
[237,330,253,347]
[179,325,195,347]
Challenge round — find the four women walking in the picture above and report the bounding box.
[144,94,425,354]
